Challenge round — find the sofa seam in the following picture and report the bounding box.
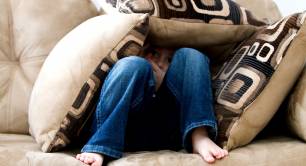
[7,0,14,132]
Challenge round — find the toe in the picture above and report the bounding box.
[84,157,94,164]
[76,154,81,160]
[203,152,215,163]
[79,155,85,162]
[211,150,222,159]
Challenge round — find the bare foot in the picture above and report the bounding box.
[192,127,228,163]
[76,152,104,166]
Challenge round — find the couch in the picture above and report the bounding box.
[1,0,306,166]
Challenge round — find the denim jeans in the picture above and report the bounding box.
[81,48,217,159]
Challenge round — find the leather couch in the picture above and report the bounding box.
[1,0,305,165]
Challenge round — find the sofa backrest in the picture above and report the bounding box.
[0,0,98,134]
[235,0,282,24]
[0,0,282,135]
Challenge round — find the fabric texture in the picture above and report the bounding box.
[102,0,266,25]
[213,12,306,150]
[28,13,149,152]
[287,68,306,140]
[0,0,98,134]
[2,134,306,166]
[147,16,258,48]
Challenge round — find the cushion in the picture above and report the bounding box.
[109,137,306,166]
[100,0,266,26]
[95,0,266,70]
[0,134,84,166]
[28,13,149,152]
[147,17,258,72]
[213,12,306,150]
[287,68,306,140]
[147,16,257,48]
[0,0,98,134]
[2,134,306,166]
[91,0,118,14]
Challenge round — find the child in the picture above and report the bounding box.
[76,45,228,166]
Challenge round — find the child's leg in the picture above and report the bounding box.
[77,56,155,165]
[164,48,228,163]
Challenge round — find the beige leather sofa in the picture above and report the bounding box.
[1,0,306,166]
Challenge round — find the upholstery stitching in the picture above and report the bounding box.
[7,0,17,132]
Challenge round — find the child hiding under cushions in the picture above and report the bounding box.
[76,44,228,166]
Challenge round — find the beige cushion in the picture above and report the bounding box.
[0,0,98,134]
[213,12,306,150]
[235,0,282,24]
[0,134,84,166]
[287,68,306,140]
[1,134,306,166]
[28,13,148,152]
[110,137,306,166]
[147,17,257,48]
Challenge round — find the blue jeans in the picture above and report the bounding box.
[81,48,217,159]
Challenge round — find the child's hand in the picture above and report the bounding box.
[145,48,173,91]
[147,59,166,91]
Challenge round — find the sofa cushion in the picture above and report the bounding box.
[1,134,306,166]
[0,134,84,166]
[213,12,306,150]
[0,0,98,134]
[109,137,306,166]
[28,13,149,152]
[287,68,306,140]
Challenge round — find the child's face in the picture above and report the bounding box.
[145,47,173,71]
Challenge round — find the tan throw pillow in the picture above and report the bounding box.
[287,68,306,140]
[28,13,149,152]
[213,12,306,150]
[147,16,257,48]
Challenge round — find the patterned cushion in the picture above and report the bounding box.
[99,0,266,71]
[287,68,306,141]
[102,0,266,26]
[29,13,149,152]
[213,12,306,150]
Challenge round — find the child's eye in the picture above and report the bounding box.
[152,50,160,57]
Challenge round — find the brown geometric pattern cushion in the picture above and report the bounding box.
[106,0,265,25]
[44,16,149,152]
[213,12,306,150]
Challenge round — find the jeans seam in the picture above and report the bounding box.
[165,79,181,101]
[131,94,144,108]
[81,145,122,159]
